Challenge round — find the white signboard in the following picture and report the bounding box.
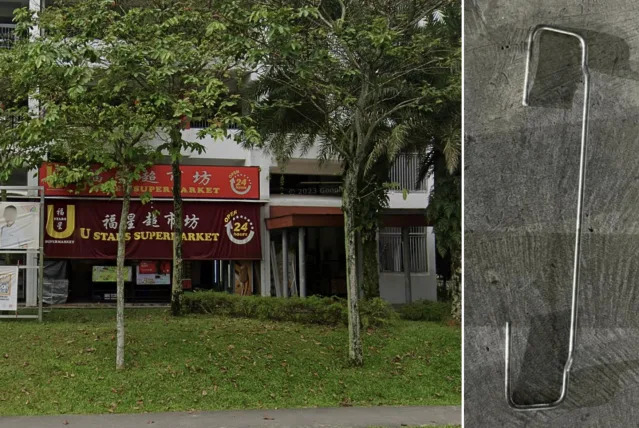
[0,202,40,250]
[0,266,19,311]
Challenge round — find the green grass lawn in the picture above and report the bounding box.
[0,309,460,416]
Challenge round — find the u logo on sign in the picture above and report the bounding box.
[46,205,76,239]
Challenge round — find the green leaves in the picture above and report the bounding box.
[205,21,227,36]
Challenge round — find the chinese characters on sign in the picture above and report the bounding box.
[40,163,260,199]
[101,211,201,231]
[44,200,261,260]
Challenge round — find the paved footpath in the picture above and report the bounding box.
[0,406,461,428]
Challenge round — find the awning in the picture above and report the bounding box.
[266,206,428,230]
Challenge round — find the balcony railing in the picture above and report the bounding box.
[188,119,240,130]
[0,24,16,49]
[389,152,428,192]
[0,114,23,128]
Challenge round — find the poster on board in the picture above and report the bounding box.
[92,266,133,282]
[136,261,171,285]
[0,266,19,311]
[0,202,40,250]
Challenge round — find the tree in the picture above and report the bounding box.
[0,45,49,189]
[0,22,55,270]
[415,2,461,320]
[17,0,262,316]
[11,4,161,369]
[12,0,269,362]
[246,0,456,365]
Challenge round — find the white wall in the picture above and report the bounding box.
[379,272,437,303]
[269,194,341,208]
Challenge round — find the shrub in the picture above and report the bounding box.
[398,299,452,322]
[360,297,398,327]
[181,291,396,327]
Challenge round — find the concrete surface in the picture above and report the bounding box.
[465,0,639,426]
[0,406,461,428]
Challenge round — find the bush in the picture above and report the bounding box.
[398,299,452,322]
[181,291,396,327]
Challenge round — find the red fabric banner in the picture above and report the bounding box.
[40,163,260,200]
[44,200,261,260]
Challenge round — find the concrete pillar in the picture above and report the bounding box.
[251,150,271,297]
[298,227,306,298]
[282,229,289,298]
[25,170,39,307]
[260,205,271,296]
[402,227,412,304]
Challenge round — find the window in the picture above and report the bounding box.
[388,153,428,192]
[379,227,428,273]
[0,24,16,49]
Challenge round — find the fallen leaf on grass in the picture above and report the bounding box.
[339,397,353,407]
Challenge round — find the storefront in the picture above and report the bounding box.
[40,163,263,303]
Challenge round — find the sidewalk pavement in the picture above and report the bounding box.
[0,405,461,428]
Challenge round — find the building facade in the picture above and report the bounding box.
[3,0,438,305]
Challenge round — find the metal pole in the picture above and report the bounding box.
[402,227,412,304]
[298,228,306,298]
[282,230,289,298]
[38,188,44,322]
[506,25,590,411]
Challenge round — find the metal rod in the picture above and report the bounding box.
[282,230,289,298]
[0,315,39,319]
[0,186,45,191]
[38,188,44,322]
[298,227,306,298]
[506,25,590,411]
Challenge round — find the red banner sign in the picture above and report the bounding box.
[40,163,260,200]
[44,200,261,260]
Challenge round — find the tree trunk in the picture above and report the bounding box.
[116,180,132,370]
[170,130,184,316]
[343,170,363,366]
[1,187,9,265]
[362,230,380,299]
[451,266,461,323]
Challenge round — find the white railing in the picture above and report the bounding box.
[0,24,16,49]
[0,114,23,128]
[389,152,427,192]
[188,119,240,130]
[378,226,428,273]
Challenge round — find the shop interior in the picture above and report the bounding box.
[46,259,260,303]
[269,226,347,297]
